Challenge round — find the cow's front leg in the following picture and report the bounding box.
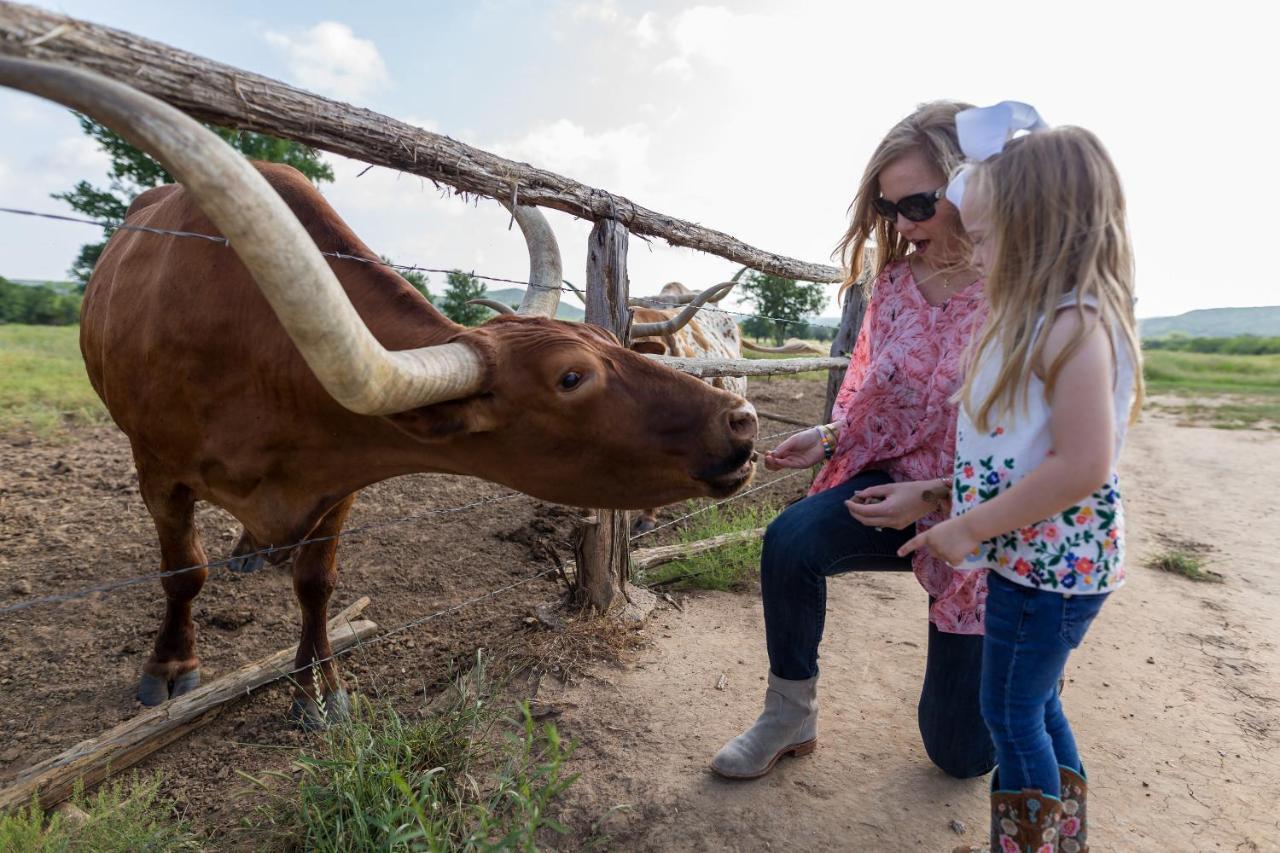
[288,494,356,729]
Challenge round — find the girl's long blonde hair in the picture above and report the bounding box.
[834,100,974,300]
[959,126,1144,431]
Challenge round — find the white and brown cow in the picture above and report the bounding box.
[627,282,819,533]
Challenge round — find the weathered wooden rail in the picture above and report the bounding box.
[0,1,840,284]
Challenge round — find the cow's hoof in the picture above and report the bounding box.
[289,689,351,730]
[172,669,201,697]
[137,673,170,706]
[227,552,265,573]
[137,668,201,706]
[631,517,658,536]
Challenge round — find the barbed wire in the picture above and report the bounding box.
[629,469,808,543]
[0,491,528,618]
[0,205,845,331]
[274,565,564,683]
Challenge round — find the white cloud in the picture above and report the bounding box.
[490,119,654,199]
[262,22,390,101]
[50,135,111,173]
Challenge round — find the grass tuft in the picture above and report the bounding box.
[637,500,779,591]
[1147,548,1224,583]
[0,774,200,851]
[244,657,576,852]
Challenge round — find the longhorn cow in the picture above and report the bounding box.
[485,280,821,533]
[0,59,758,725]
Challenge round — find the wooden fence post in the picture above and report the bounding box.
[824,277,869,423]
[575,218,632,612]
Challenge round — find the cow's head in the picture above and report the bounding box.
[0,58,757,511]
[392,315,757,508]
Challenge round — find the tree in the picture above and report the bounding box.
[440,270,488,326]
[0,277,81,325]
[53,116,334,289]
[381,256,433,303]
[738,271,828,346]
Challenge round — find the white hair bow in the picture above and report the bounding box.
[945,101,1048,208]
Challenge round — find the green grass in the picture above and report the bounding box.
[741,344,830,382]
[1143,349,1280,396]
[0,774,201,851]
[245,661,576,852]
[0,324,106,434]
[1142,349,1280,430]
[636,500,779,591]
[1146,548,1224,583]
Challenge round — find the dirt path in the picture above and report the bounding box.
[545,414,1280,851]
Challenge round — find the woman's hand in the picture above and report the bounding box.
[845,480,942,530]
[898,516,982,566]
[764,428,826,470]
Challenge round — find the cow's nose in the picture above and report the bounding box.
[727,401,758,442]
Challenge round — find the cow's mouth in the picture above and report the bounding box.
[694,447,758,497]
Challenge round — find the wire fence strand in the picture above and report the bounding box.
[0,491,527,618]
[0,205,845,331]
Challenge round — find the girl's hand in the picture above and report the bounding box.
[898,516,982,566]
[845,480,940,530]
[764,428,826,470]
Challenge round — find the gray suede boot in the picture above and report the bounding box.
[710,673,818,779]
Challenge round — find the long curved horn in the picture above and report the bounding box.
[468,298,517,315]
[0,58,483,414]
[563,279,588,305]
[630,280,737,338]
[500,202,562,317]
[632,278,739,308]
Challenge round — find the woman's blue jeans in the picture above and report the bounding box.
[980,571,1109,795]
[761,471,995,779]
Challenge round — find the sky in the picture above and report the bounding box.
[0,0,1272,320]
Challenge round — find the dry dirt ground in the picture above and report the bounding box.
[2,377,1278,851]
[545,410,1280,851]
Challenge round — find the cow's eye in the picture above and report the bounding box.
[559,371,583,391]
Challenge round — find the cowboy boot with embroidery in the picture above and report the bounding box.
[1057,765,1088,853]
[954,771,1063,853]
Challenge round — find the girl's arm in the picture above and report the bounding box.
[898,311,1117,564]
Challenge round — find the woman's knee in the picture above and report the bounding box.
[921,733,995,779]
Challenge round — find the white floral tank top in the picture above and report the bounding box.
[951,297,1136,594]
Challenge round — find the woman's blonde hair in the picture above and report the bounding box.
[834,100,974,300]
[958,126,1144,431]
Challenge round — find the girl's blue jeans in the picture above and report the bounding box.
[981,571,1109,795]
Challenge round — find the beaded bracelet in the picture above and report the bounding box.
[816,425,836,460]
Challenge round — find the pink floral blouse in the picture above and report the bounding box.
[810,259,990,635]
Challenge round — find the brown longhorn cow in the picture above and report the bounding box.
[0,59,757,726]
[483,280,821,534]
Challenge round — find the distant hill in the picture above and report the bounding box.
[1140,306,1280,339]
[480,287,585,321]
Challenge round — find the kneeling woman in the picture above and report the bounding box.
[712,101,992,780]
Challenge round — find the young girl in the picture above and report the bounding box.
[900,103,1142,853]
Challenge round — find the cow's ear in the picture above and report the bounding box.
[630,340,667,356]
[384,396,499,442]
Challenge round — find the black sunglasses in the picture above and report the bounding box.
[873,187,946,223]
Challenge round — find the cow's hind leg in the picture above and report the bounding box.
[631,508,659,536]
[288,494,356,729]
[136,473,208,706]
